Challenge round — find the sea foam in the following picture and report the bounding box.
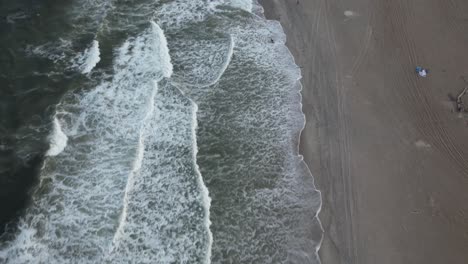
[106,83,212,263]
[107,24,211,263]
[46,117,68,156]
[78,40,101,74]
[225,0,253,12]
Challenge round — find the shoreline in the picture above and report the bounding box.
[260,0,468,263]
[257,2,325,263]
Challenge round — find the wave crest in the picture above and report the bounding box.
[46,117,68,157]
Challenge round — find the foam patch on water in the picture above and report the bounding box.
[26,39,73,64]
[68,0,114,33]
[73,40,101,74]
[109,80,159,253]
[114,22,172,80]
[46,117,68,156]
[156,1,215,29]
[107,83,212,263]
[155,0,253,31]
[224,0,253,12]
[170,34,234,87]
[6,11,28,24]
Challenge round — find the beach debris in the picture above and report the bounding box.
[456,86,468,112]
[448,76,468,113]
[456,77,468,113]
[415,66,429,77]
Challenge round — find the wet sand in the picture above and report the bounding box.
[260,0,468,263]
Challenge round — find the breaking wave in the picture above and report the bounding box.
[45,117,68,157]
[74,40,101,74]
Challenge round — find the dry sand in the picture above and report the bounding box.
[259,0,468,263]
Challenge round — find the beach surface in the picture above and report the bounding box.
[260,0,468,263]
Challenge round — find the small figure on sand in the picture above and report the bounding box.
[415,66,429,77]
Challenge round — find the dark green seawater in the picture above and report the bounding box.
[0,0,78,235]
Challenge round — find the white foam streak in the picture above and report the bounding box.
[201,34,234,88]
[79,40,101,74]
[176,86,213,263]
[150,21,173,78]
[190,101,213,264]
[109,81,159,252]
[46,117,68,156]
[115,22,172,80]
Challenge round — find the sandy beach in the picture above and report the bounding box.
[260,0,468,263]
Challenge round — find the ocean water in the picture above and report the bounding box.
[0,0,322,263]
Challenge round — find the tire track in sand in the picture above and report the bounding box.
[323,0,359,262]
[350,6,376,77]
[391,0,468,176]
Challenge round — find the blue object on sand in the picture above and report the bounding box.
[415,66,428,77]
